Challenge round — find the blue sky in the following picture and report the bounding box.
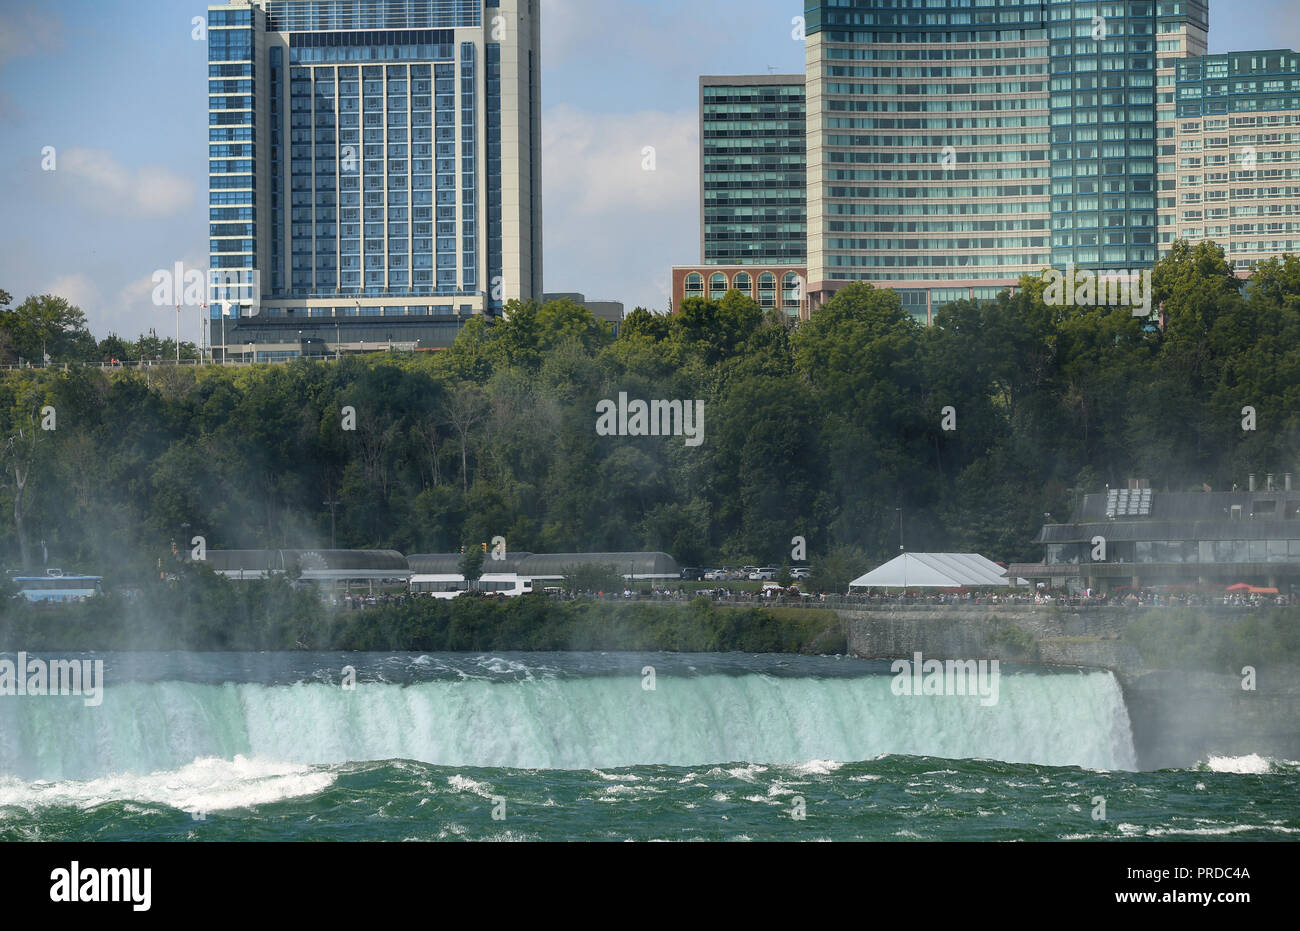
[0,0,1297,342]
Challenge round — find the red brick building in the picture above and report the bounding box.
[670,265,809,320]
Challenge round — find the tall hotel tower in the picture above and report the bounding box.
[803,1,1207,319]
[207,0,541,351]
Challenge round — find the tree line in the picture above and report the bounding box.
[0,289,201,367]
[2,241,1298,589]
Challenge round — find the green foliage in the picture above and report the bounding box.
[0,583,844,655]
[562,562,622,594]
[458,545,485,583]
[990,624,1036,657]
[0,294,93,365]
[2,247,1299,586]
[810,545,872,594]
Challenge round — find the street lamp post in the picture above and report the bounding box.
[896,507,905,593]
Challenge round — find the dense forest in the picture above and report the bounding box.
[1,240,1298,582]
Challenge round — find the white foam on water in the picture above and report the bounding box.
[0,755,332,815]
[785,759,843,776]
[1143,823,1300,837]
[446,774,494,798]
[1204,754,1274,774]
[595,783,657,798]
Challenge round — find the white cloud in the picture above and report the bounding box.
[42,274,101,316]
[54,148,195,219]
[544,104,697,213]
[42,255,211,343]
[542,104,697,311]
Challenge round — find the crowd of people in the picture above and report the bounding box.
[579,585,1295,609]
[320,585,1293,610]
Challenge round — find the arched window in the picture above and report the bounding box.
[733,272,752,296]
[684,272,703,298]
[782,272,802,314]
[708,272,728,301]
[757,272,777,307]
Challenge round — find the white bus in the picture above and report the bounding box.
[13,569,104,603]
[409,572,534,599]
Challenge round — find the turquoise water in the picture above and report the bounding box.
[0,653,1295,841]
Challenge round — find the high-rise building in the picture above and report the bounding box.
[1159,49,1300,269]
[206,0,541,357]
[803,0,1207,319]
[700,75,806,265]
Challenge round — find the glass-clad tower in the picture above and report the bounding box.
[700,75,807,265]
[804,0,1207,317]
[1048,0,1206,269]
[207,0,541,341]
[1160,49,1300,269]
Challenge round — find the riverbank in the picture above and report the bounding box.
[0,591,846,654]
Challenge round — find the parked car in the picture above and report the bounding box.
[703,569,724,581]
[749,567,778,581]
[680,567,706,581]
[790,567,811,580]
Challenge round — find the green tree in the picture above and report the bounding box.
[0,381,52,568]
[458,543,485,584]
[0,293,92,365]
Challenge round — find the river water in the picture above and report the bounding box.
[0,652,1294,841]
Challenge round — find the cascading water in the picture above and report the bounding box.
[0,666,1137,781]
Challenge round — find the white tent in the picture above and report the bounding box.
[847,552,1019,589]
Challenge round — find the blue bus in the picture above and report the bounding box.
[12,569,104,603]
